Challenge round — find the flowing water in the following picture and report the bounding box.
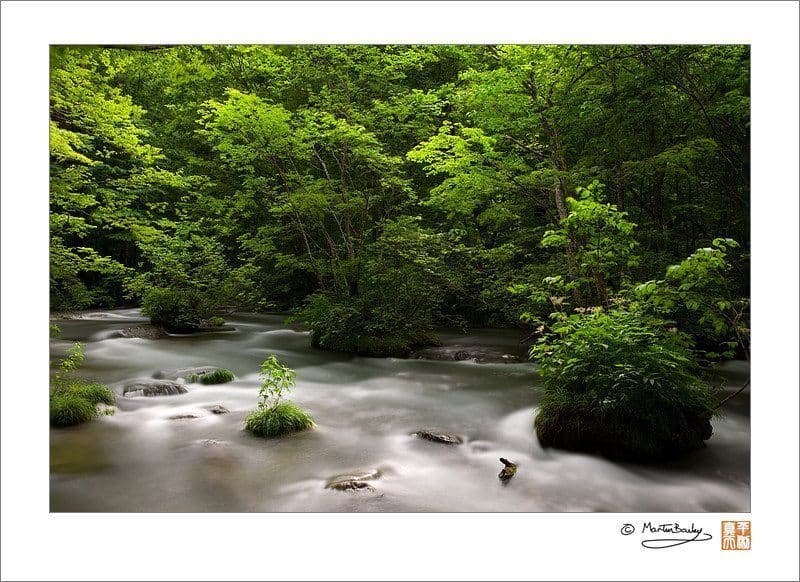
[50,309,750,512]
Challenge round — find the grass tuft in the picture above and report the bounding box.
[68,382,116,405]
[50,392,97,427]
[244,401,314,438]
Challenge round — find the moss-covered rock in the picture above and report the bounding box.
[534,403,713,462]
[244,401,314,438]
[188,368,234,384]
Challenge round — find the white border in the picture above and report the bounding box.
[2,1,798,581]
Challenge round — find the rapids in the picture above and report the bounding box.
[50,309,750,512]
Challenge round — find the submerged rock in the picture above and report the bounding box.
[154,367,221,381]
[169,413,201,420]
[206,404,230,415]
[122,379,188,397]
[325,469,382,492]
[114,325,169,340]
[197,439,228,447]
[410,345,521,364]
[413,429,464,445]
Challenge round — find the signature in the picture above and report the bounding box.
[620,522,713,549]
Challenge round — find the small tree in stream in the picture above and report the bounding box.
[244,355,314,437]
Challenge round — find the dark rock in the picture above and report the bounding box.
[114,325,169,340]
[326,480,376,492]
[169,413,201,420]
[122,379,188,397]
[410,345,521,364]
[413,429,464,445]
[534,404,713,462]
[206,404,230,415]
[154,366,221,381]
[498,457,517,482]
[325,469,382,492]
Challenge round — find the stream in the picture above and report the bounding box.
[50,309,750,512]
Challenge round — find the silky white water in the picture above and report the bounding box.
[50,309,750,512]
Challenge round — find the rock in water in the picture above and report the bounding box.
[413,429,464,445]
[206,404,230,415]
[498,457,517,482]
[114,325,169,340]
[410,346,521,364]
[122,379,188,397]
[169,413,201,420]
[325,469,382,492]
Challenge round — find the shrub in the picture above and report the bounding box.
[50,392,97,427]
[209,316,226,327]
[141,287,212,333]
[244,401,314,437]
[302,293,440,357]
[531,308,714,461]
[189,368,234,384]
[244,355,313,437]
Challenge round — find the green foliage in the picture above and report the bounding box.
[50,339,114,427]
[189,368,234,384]
[67,382,116,406]
[540,181,639,305]
[48,44,749,365]
[634,238,749,359]
[244,401,314,438]
[245,356,312,437]
[59,342,85,373]
[302,292,441,357]
[257,355,297,410]
[50,392,97,428]
[50,323,62,338]
[140,286,224,333]
[531,308,714,460]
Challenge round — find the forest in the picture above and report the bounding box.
[50,44,750,466]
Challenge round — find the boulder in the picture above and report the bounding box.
[122,379,188,397]
[413,429,464,445]
[534,404,713,462]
